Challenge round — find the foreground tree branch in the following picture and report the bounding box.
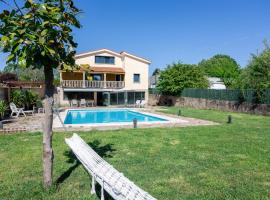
[0,0,81,188]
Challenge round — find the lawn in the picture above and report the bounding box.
[0,107,270,200]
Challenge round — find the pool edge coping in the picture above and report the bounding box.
[53,108,189,129]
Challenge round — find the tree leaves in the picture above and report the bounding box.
[24,0,33,8]
[157,63,209,95]
[7,54,15,62]
[238,43,270,102]
[40,29,48,36]
[46,47,55,55]
[198,54,241,88]
[1,35,9,43]
[0,0,81,70]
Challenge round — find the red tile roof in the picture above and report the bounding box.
[89,67,125,74]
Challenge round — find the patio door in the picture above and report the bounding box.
[102,92,110,106]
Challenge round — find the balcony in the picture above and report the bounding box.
[61,80,125,89]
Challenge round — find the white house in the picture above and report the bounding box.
[208,77,226,89]
[59,49,151,106]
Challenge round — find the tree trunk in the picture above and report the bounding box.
[43,66,54,188]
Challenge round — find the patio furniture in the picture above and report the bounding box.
[87,100,94,107]
[65,133,156,200]
[10,102,34,117]
[140,100,146,108]
[80,99,86,107]
[135,100,141,107]
[38,107,45,113]
[71,99,78,107]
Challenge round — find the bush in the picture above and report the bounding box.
[238,42,270,103]
[198,54,241,88]
[157,63,209,95]
[10,90,25,108]
[24,90,39,109]
[10,90,40,109]
[0,100,8,120]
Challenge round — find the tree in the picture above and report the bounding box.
[0,0,81,188]
[198,54,241,88]
[4,63,60,82]
[4,63,45,81]
[157,63,209,95]
[152,68,161,76]
[238,42,270,102]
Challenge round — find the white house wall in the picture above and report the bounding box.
[123,56,149,90]
[75,53,123,68]
[75,52,149,91]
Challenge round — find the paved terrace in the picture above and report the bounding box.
[1,107,218,133]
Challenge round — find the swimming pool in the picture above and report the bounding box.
[64,109,167,124]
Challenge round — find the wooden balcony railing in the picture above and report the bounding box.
[61,80,125,89]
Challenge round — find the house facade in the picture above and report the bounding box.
[59,49,150,106]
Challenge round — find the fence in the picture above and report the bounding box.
[181,89,270,104]
[149,88,270,104]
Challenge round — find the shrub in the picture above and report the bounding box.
[24,90,39,110]
[10,90,25,108]
[238,42,270,103]
[157,63,209,95]
[198,54,241,88]
[10,90,40,109]
[0,100,8,120]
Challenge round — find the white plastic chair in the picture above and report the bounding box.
[71,99,78,107]
[135,100,141,107]
[80,99,86,107]
[140,100,146,108]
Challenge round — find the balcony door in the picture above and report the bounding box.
[115,74,121,81]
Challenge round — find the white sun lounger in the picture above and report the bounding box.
[10,102,34,117]
[65,133,157,200]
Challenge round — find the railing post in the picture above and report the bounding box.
[104,73,107,89]
[83,71,86,88]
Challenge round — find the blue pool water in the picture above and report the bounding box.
[64,109,167,124]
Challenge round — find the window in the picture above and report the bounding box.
[95,56,115,64]
[133,74,140,83]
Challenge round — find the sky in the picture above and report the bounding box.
[0,0,270,74]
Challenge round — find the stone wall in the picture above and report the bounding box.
[149,94,270,116]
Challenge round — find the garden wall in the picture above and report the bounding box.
[149,94,270,116]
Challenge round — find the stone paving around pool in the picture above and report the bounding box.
[1,107,218,133]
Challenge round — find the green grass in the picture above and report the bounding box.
[0,107,270,200]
